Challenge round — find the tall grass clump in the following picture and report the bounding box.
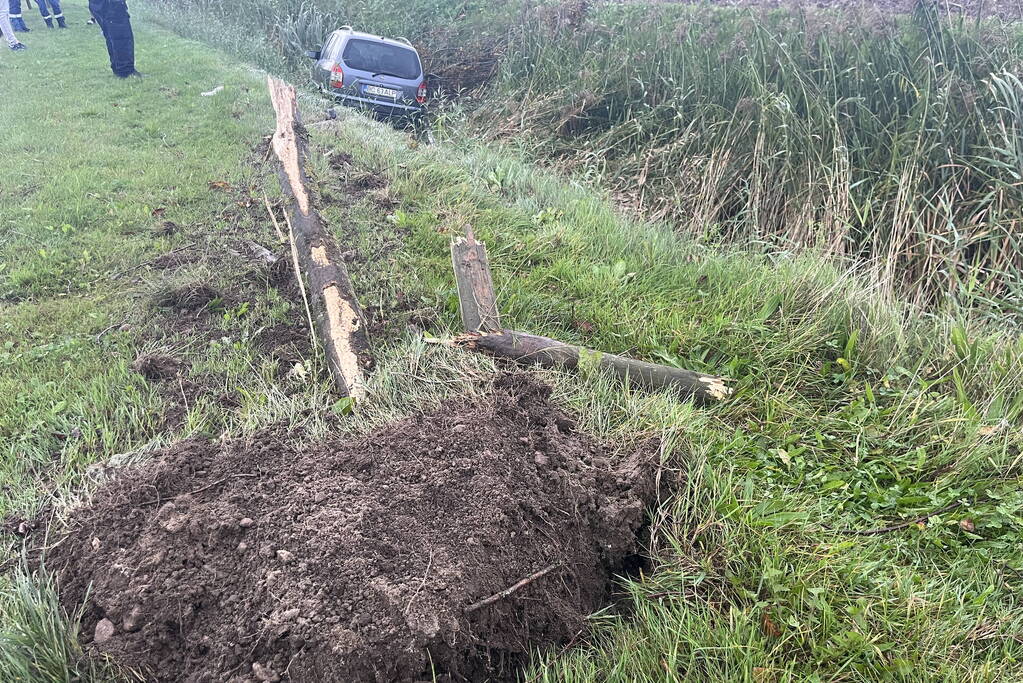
[0,569,131,682]
[480,1,1023,304]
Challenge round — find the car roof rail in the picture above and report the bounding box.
[394,36,412,46]
[338,25,353,32]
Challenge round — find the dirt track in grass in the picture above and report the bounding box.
[47,374,657,682]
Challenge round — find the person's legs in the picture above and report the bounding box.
[91,0,134,76]
[49,0,64,27]
[37,0,53,28]
[89,0,116,72]
[9,0,28,31]
[0,2,21,46]
[101,0,134,76]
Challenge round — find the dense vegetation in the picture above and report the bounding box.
[148,0,1023,307]
[2,3,1022,682]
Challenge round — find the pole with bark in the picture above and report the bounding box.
[266,76,371,399]
[450,227,731,402]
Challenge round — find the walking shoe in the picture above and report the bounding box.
[116,70,146,79]
[12,17,29,31]
[10,42,27,51]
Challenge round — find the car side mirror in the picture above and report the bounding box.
[305,49,321,60]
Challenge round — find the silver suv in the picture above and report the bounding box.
[306,27,427,119]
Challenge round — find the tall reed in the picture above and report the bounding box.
[480,1,1023,303]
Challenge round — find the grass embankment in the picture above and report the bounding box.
[145,0,1023,308]
[2,6,1023,682]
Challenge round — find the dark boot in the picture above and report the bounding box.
[56,15,66,27]
[11,16,29,31]
[44,17,54,28]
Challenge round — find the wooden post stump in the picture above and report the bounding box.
[449,226,731,402]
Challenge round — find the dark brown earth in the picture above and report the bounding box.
[47,375,656,682]
[131,353,183,382]
[153,281,222,314]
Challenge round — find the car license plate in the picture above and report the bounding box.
[364,85,399,99]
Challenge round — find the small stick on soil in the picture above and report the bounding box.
[178,378,190,414]
[284,210,319,352]
[465,563,561,613]
[834,501,963,536]
[134,473,259,507]
[262,191,287,244]
[404,548,434,614]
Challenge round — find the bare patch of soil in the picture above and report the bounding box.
[131,353,182,382]
[48,375,656,682]
[150,220,179,237]
[152,249,201,271]
[255,322,313,377]
[129,352,238,428]
[154,282,222,314]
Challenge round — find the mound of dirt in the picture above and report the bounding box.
[48,375,655,682]
[131,353,182,382]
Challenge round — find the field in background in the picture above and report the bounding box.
[2,3,1023,682]
[145,0,1023,311]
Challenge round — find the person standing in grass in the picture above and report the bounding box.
[1,1,27,49]
[36,0,67,28]
[88,0,141,78]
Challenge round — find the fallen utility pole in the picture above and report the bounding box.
[266,76,371,399]
[450,228,731,402]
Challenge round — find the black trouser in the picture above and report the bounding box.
[88,0,134,76]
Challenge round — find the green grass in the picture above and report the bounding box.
[2,5,1023,682]
[143,0,1023,306]
[318,107,1023,681]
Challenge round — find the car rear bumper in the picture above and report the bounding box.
[330,93,424,117]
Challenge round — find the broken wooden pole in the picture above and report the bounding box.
[450,227,731,402]
[462,330,731,401]
[267,76,371,399]
[451,227,501,333]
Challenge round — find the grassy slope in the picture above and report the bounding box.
[2,5,1023,681]
[141,0,1023,307]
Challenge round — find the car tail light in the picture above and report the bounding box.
[330,64,344,89]
[416,80,427,104]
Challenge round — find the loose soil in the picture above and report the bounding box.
[48,375,656,682]
[255,322,314,379]
[131,353,183,382]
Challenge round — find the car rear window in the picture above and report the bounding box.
[341,39,421,80]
